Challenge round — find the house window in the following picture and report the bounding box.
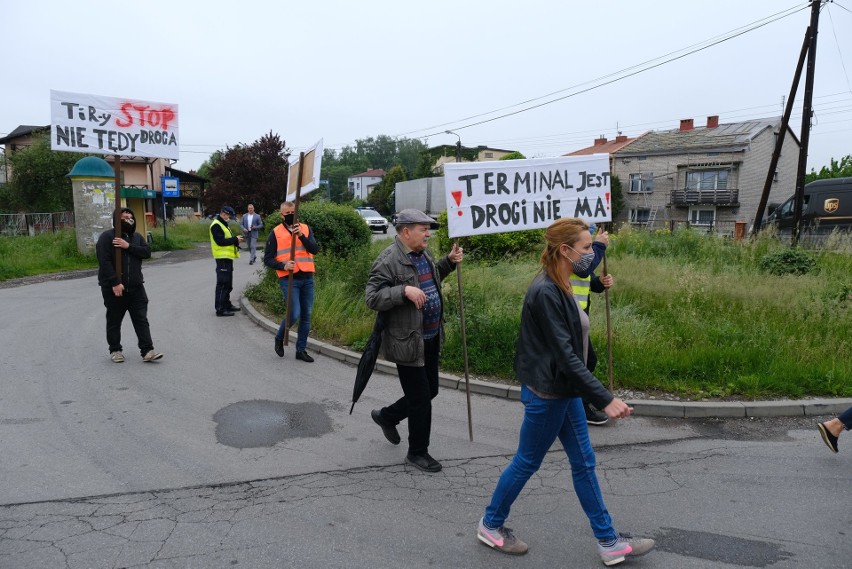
[629,208,651,223]
[689,207,716,226]
[628,173,654,193]
[484,152,493,158]
[686,169,729,190]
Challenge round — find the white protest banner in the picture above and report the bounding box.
[286,138,324,201]
[444,154,611,238]
[50,90,179,160]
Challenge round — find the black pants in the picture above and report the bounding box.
[101,285,153,356]
[214,258,234,313]
[381,336,440,456]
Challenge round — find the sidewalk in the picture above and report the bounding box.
[239,296,852,419]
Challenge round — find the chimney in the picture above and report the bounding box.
[706,115,719,128]
[615,135,628,143]
[679,118,694,131]
[593,136,607,146]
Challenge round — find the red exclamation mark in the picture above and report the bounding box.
[452,190,463,216]
[605,192,611,210]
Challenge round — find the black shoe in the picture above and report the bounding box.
[817,423,839,453]
[371,409,401,445]
[585,404,609,426]
[225,305,241,312]
[274,337,285,357]
[249,260,255,265]
[405,452,442,473]
[216,310,235,317]
[295,351,315,363]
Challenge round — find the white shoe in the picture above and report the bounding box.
[143,350,163,362]
[110,351,125,363]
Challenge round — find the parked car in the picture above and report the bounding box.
[356,207,389,233]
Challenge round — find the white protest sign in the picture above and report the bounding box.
[286,138,324,201]
[444,154,612,238]
[50,90,179,160]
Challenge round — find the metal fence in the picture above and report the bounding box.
[0,212,75,236]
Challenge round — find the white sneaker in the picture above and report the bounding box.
[110,351,125,363]
[597,533,655,566]
[143,350,163,362]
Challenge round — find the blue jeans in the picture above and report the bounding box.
[484,385,617,542]
[276,275,314,353]
[840,406,852,429]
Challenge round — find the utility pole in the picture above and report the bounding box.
[751,28,811,235]
[791,0,822,247]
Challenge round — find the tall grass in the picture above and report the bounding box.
[0,229,97,280]
[242,227,852,399]
[0,220,219,280]
[149,219,219,251]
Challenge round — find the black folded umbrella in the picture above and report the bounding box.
[350,313,385,414]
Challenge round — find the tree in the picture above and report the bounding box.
[368,165,406,214]
[499,151,526,160]
[4,132,79,213]
[805,155,852,184]
[325,164,355,203]
[196,150,224,180]
[320,136,428,204]
[396,138,427,176]
[205,132,289,215]
[610,175,625,220]
[413,149,439,179]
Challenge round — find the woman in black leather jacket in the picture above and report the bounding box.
[475,218,655,566]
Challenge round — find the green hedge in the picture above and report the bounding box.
[264,202,371,258]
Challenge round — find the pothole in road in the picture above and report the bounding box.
[213,400,333,448]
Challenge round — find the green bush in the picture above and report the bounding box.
[433,210,544,262]
[264,201,371,258]
[758,248,818,276]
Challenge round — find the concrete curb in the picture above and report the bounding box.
[239,296,852,419]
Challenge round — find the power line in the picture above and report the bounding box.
[393,2,811,139]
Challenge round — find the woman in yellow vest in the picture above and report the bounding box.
[263,201,319,362]
[210,205,244,316]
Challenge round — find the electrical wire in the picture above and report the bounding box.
[393,2,811,139]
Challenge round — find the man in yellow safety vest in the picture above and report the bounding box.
[209,205,244,317]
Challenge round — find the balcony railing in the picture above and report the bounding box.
[670,188,739,206]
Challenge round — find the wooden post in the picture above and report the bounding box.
[283,152,306,347]
[113,156,123,282]
[601,252,614,392]
[454,238,473,442]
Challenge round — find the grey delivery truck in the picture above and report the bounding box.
[766,177,852,237]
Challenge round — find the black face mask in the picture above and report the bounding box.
[283,213,295,226]
[121,219,135,234]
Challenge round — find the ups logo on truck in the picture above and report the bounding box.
[823,198,839,214]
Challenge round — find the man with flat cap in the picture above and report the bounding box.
[209,205,244,316]
[365,209,463,473]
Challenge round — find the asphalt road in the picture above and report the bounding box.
[0,250,849,568]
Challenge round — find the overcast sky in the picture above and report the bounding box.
[2,0,850,174]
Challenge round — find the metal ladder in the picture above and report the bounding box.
[645,207,658,229]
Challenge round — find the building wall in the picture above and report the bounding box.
[613,130,799,231]
[348,175,382,200]
[736,128,798,217]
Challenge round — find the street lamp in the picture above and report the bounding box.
[445,130,462,164]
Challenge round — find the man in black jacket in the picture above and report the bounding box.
[96,208,163,363]
[209,205,244,316]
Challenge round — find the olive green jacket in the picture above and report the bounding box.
[365,237,456,366]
